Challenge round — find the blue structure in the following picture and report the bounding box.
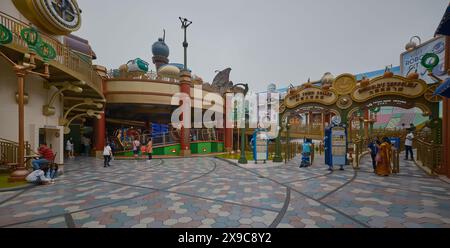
[252,129,269,164]
[324,124,348,170]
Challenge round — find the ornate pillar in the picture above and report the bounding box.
[94,112,106,157]
[444,36,450,178]
[364,108,369,139]
[224,98,233,152]
[180,70,192,156]
[9,71,28,182]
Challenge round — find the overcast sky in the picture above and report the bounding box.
[75,0,449,92]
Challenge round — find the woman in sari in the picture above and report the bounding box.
[375,137,392,176]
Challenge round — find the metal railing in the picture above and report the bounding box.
[0,11,103,95]
[0,138,32,169]
[416,138,443,174]
[110,129,224,151]
[107,69,180,83]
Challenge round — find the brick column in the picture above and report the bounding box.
[180,70,192,156]
[94,112,106,157]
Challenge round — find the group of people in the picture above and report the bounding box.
[26,143,57,185]
[102,137,153,168]
[368,130,414,177]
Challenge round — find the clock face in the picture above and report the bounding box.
[37,0,81,31]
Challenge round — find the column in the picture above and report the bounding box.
[444,98,450,177]
[180,70,192,156]
[224,99,233,152]
[9,71,29,182]
[94,112,106,157]
[364,108,369,139]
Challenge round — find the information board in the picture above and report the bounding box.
[331,127,347,166]
[253,130,268,163]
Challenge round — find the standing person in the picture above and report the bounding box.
[404,130,415,161]
[132,138,141,158]
[376,137,392,177]
[103,143,112,167]
[66,138,74,159]
[368,137,380,172]
[146,138,153,161]
[300,139,312,168]
[83,136,91,157]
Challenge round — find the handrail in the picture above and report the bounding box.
[415,138,443,174]
[0,11,103,97]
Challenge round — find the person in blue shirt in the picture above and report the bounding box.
[300,138,312,167]
[368,137,381,172]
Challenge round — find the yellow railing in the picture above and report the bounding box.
[0,11,103,97]
[0,138,32,169]
[416,138,443,174]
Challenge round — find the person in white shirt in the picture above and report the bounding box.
[26,170,52,185]
[66,138,74,159]
[405,131,414,160]
[132,138,141,158]
[103,143,113,167]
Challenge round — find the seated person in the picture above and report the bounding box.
[32,143,54,171]
[26,169,52,185]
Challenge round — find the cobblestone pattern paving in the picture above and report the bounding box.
[1,153,449,228]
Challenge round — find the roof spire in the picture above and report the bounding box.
[163,29,166,42]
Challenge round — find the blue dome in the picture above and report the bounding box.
[152,38,169,57]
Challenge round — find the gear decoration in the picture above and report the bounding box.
[421,53,439,72]
[0,24,13,45]
[21,27,41,51]
[424,84,441,102]
[336,95,353,109]
[36,41,57,62]
[332,74,357,95]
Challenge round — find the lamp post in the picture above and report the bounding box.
[230,83,249,164]
[179,17,192,71]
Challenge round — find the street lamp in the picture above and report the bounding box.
[179,17,192,71]
[230,83,249,164]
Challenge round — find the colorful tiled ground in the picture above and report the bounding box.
[0,154,449,228]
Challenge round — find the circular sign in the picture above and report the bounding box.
[37,0,81,32]
[421,53,439,71]
[336,95,353,110]
[12,0,81,35]
[36,41,57,61]
[333,74,356,95]
[331,115,341,125]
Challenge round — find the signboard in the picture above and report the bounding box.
[331,127,347,166]
[400,36,446,84]
[351,76,427,102]
[285,87,338,108]
[252,130,268,163]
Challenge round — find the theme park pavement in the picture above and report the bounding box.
[0,153,449,228]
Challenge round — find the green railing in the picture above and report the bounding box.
[0,11,103,96]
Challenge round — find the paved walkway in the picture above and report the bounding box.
[0,153,449,228]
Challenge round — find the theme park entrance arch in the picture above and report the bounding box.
[280,73,442,143]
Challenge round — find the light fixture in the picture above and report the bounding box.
[405,36,421,51]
